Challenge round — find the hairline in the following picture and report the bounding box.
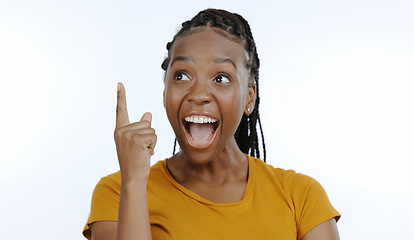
[167,26,254,85]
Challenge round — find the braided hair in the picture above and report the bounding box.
[162,9,266,162]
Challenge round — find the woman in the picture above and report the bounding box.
[83,9,340,240]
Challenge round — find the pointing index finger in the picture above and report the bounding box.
[116,82,130,128]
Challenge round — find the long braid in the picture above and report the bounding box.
[173,138,177,155]
[164,9,266,162]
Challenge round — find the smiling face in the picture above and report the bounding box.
[164,28,256,163]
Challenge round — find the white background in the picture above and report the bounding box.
[1,0,413,239]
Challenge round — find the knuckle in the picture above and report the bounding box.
[141,121,150,128]
[116,104,122,113]
[124,130,133,140]
[114,128,122,138]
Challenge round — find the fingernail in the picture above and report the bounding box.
[117,82,121,92]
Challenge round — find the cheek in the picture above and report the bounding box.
[224,93,243,110]
[219,87,246,127]
[164,90,175,114]
[226,85,246,108]
[164,87,183,126]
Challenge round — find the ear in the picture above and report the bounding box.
[244,85,257,115]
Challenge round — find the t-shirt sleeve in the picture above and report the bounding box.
[290,173,340,239]
[82,172,121,239]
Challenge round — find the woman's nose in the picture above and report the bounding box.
[186,79,212,105]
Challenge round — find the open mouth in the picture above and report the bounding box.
[182,115,219,149]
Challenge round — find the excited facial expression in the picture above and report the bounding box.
[164,28,255,163]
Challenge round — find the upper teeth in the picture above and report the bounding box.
[185,116,218,124]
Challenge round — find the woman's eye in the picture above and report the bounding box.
[174,72,190,81]
[214,75,230,84]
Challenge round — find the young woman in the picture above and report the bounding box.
[83,9,340,240]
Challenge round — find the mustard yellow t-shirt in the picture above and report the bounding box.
[83,156,340,239]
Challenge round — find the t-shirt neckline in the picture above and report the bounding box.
[160,155,256,207]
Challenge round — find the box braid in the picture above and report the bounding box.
[162,9,266,162]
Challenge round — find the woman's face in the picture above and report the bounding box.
[164,28,256,162]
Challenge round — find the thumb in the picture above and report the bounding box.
[140,112,152,124]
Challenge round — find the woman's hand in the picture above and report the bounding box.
[114,82,157,182]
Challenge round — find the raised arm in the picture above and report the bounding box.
[92,82,156,240]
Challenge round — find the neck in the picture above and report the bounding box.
[167,142,248,185]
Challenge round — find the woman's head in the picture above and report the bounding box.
[162,9,259,87]
[162,9,266,161]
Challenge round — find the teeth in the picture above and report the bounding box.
[185,116,218,124]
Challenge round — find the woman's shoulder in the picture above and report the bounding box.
[250,156,320,191]
[99,171,121,183]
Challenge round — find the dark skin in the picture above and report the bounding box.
[90,28,339,240]
[164,28,256,203]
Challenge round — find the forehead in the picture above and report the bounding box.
[170,28,248,65]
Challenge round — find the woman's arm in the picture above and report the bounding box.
[90,83,156,240]
[117,178,152,240]
[301,218,340,240]
[91,221,117,240]
[114,83,155,240]
[90,179,151,240]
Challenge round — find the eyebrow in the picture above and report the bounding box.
[214,58,237,69]
[171,56,192,67]
[170,56,237,69]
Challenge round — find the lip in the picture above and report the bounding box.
[181,111,220,149]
